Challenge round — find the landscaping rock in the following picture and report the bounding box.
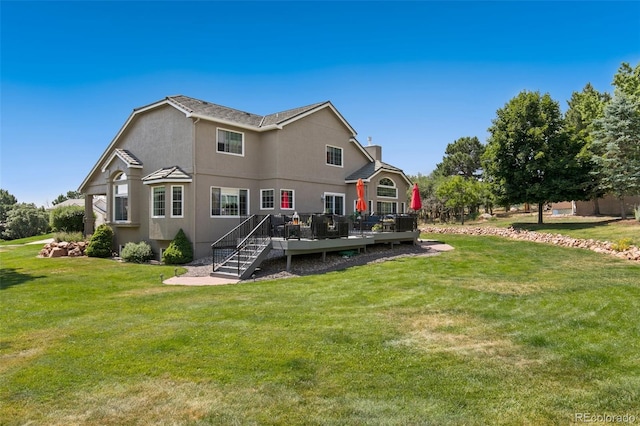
[49,247,67,258]
[38,241,89,258]
[421,225,639,262]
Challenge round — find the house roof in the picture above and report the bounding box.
[142,166,192,185]
[162,95,356,134]
[346,160,412,186]
[80,95,361,192]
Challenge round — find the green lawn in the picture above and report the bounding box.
[1,234,639,425]
[444,213,640,246]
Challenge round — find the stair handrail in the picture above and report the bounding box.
[211,214,272,275]
[234,214,272,275]
[211,215,261,271]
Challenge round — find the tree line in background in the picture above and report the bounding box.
[409,62,640,224]
[2,63,638,238]
[0,189,85,240]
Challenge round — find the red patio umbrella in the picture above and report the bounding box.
[356,178,367,212]
[410,183,422,211]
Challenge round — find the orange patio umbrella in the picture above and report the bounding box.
[410,183,422,211]
[356,178,367,212]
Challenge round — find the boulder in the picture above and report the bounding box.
[49,247,67,258]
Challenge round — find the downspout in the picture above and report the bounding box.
[191,117,200,257]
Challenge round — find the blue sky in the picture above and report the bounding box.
[1,1,639,207]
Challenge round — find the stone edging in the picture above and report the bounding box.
[420,226,640,262]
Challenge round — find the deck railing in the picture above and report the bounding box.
[269,212,418,239]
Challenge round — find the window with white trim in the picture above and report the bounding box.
[261,189,274,210]
[217,128,244,155]
[152,186,166,218]
[376,201,397,214]
[113,172,128,222]
[280,189,294,210]
[326,145,343,167]
[377,177,397,198]
[211,187,249,216]
[324,193,345,215]
[171,185,184,217]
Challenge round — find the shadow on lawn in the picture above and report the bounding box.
[511,218,621,232]
[0,268,45,290]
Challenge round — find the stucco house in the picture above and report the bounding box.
[79,95,412,259]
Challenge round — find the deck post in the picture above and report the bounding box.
[286,254,292,271]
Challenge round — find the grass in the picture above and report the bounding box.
[1,233,640,425]
[437,212,640,246]
[0,233,54,246]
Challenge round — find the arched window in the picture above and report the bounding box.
[377,177,397,198]
[113,172,128,221]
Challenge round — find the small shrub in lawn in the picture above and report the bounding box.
[121,241,153,263]
[162,229,193,264]
[86,224,114,258]
[611,237,633,252]
[53,231,85,243]
[49,205,85,232]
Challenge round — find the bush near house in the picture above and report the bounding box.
[49,205,85,232]
[121,241,153,263]
[162,229,193,264]
[86,224,114,258]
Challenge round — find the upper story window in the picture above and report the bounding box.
[211,187,248,217]
[217,128,244,156]
[152,186,166,218]
[377,177,397,198]
[261,189,274,210]
[326,145,343,167]
[113,172,128,222]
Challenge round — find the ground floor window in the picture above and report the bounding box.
[113,172,128,222]
[261,189,274,210]
[211,187,249,216]
[324,193,345,215]
[281,189,294,210]
[376,201,397,215]
[152,186,166,217]
[171,185,183,217]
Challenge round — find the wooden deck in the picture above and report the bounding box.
[271,230,420,271]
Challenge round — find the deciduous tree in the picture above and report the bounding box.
[484,91,588,224]
[436,175,480,225]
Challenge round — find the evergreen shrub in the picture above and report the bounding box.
[86,224,114,258]
[162,229,193,264]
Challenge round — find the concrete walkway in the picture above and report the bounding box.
[163,240,454,287]
[163,275,240,286]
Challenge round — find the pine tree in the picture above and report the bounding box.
[591,93,640,219]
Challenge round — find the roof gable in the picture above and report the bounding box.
[142,166,192,185]
[346,160,412,186]
[100,149,143,173]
